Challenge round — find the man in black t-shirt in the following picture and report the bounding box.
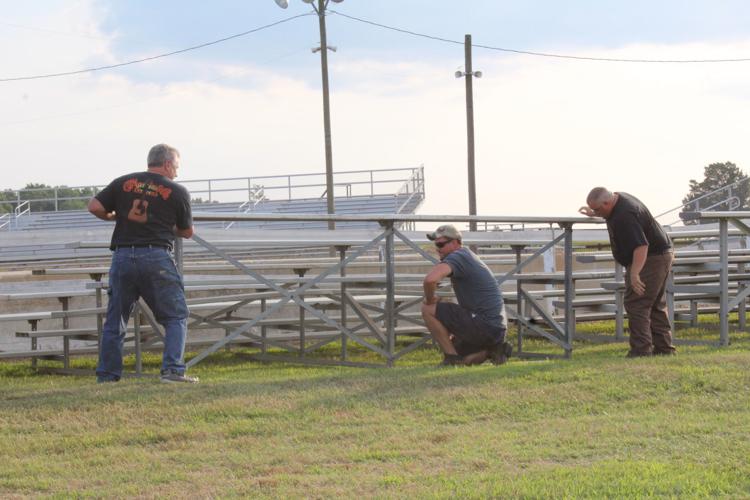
[88,143,198,383]
[580,187,676,357]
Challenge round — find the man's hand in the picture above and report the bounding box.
[175,225,194,239]
[630,272,646,296]
[423,296,440,306]
[88,197,116,222]
[578,206,595,217]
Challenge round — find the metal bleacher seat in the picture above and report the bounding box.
[9,166,425,233]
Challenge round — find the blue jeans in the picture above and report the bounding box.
[96,246,189,381]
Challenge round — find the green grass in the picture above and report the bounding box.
[2,323,750,498]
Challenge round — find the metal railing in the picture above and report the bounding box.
[392,166,425,230]
[183,212,603,368]
[185,167,423,204]
[656,177,750,226]
[0,167,424,214]
[679,210,750,345]
[223,186,266,230]
[13,201,30,229]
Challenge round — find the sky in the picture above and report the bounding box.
[1,0,750,222]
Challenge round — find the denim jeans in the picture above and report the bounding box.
[96,246,189,381]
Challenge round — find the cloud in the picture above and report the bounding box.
[2,5,750,225]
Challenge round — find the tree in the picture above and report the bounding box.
[0,183,94,213]
[0,189,18,214]
[680,162,748,224]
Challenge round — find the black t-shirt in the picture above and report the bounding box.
[96,171,192,250]
[606,192,671,267]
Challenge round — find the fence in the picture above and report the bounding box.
[0,166,423,211]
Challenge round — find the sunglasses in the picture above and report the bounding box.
[434,239,453,249]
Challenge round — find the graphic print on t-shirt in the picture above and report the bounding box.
[122,177,173,224]
[128,199,149,223]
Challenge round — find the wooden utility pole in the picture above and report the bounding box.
[464,34,477,232]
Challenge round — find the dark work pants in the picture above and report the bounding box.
[624,252,676,355]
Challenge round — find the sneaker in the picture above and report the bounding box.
[96,377,120,384]
[488,341,513,366]
[160,372,199,384]
[438,353,465,367]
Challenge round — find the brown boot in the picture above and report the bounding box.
[439,353,465,367]
[488,342,513,366]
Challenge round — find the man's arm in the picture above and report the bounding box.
[629,245,648,295]
[423,263,452,305]
[87,197,115,221]
[175,226,194,239]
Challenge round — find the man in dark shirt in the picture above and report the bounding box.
[88,143,198,383]
[421,224,512,366]
[580,187,676,356]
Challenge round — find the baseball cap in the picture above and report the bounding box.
[426,224,462,241]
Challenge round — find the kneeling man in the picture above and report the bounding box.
[421,224,512,366]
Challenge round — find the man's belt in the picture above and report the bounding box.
[114,244,170,250]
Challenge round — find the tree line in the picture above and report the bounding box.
[0,183,96,213]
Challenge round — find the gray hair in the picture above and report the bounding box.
[586,187,613,206]
[147,143,179,168]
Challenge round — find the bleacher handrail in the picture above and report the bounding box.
[224,185,266,230]
[13,201,30,229]
[0,166,422,212]
[655,176,750,225]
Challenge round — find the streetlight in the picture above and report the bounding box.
[274,0,343,230]
[455,34,482,232]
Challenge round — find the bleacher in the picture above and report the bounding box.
[4,166,425,233]
[12,193,421,232]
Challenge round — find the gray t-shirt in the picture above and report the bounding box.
[443,247,507,329]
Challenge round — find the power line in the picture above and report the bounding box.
[0,13,314,82]
[330,10,750,64]
[0,46,310,129]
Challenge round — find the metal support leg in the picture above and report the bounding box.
[690,301,698,327]
[29,319,38,369]
[59,296,70,369]
[260,298,267,355]
[719,219,729,345]
[383,222,396,366]
[615,263,624,340]
[94,275,104,353]
[134,303,142,375]
[563,224,574,358]
[514,246,523,354]
[337,246,349,361]
[738,263,746,330]
[666,267,675,333]
[293,268,309,357]
[174,237,184,273]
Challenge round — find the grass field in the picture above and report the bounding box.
[1,321,749,498]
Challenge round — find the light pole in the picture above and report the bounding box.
[455,34,482,232]
[275,0,342,230]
